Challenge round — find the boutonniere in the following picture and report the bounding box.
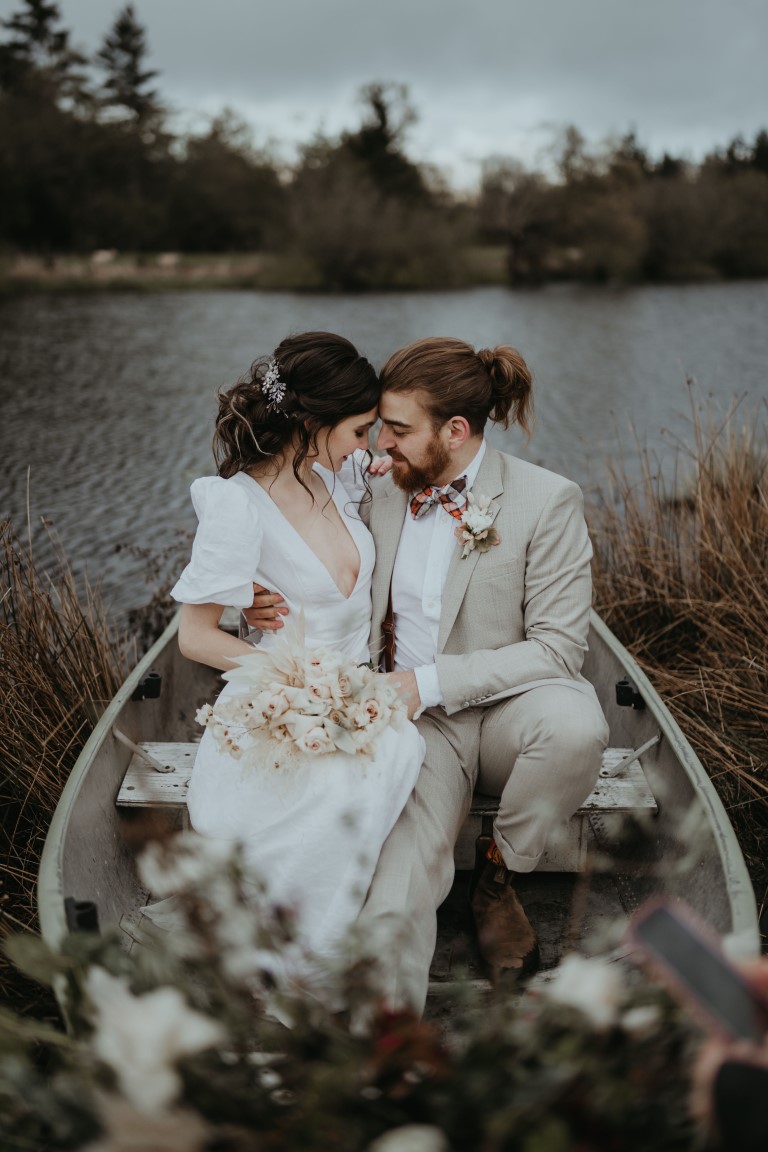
[454,492,500,559]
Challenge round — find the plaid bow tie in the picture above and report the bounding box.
[410,476,468,520]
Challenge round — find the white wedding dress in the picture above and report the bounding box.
[162,466,424,985]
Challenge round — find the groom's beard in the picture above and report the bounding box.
[390,435,452,493]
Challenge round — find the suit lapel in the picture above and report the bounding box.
[371,482,408,595]
[437,447,505,651]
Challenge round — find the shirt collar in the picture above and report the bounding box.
[461,439,487,491]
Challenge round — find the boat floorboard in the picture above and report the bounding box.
[431,867,629,982]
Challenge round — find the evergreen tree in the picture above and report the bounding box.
[96,4,159,123]
[751,130,768,175]
[0,0,87,104]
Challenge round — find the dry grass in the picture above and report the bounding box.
[589,389,768,922]
[0,518,134,1009]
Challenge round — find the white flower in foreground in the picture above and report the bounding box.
[621,1004,661,1036]
[138,831,237,899]
[367,1125,449,1152]
[86,967,225,1114]
[539,953,623,1030]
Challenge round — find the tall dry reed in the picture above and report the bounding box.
[0,519,134,1008]
[589,389,768,922]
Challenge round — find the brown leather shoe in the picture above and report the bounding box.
[470,846,540,983]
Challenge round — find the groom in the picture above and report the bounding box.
[247,336,608,1014]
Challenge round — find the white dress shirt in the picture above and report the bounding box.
[392,440,487,709]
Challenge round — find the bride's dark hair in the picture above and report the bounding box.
[213,332,380,485]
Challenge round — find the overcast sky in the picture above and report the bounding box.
[13,0,768,187]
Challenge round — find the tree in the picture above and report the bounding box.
[171,112,287,251]
[0,0,87,105]
[287,83,462,290]
[96,4,159,123]
[477,159,558,282]
[751,130,768,175]
[340,82,431,204]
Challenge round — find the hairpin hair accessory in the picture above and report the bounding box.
[261,358,286,410]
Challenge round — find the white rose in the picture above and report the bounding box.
[295,725,335,754]
[285,688,330,717]
[361,697,382,723]
[346,702,369,728]
[261,690,290,720]
[306,679,333,701]
[306,648,344,676]
[282,711,318,738]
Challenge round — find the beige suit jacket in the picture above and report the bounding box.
[366,445,594,716]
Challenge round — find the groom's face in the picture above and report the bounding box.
[378,389,453,491]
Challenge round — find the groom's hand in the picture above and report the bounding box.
[384,670,421,720]
[242,582,289,631]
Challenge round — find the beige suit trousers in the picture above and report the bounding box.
[357,682,609,1014]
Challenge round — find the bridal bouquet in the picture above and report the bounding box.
[196,622,405,767]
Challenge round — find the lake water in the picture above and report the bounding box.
[1,282,766,615]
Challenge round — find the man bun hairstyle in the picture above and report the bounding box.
[380,336,533,438]
[213,331,380,482]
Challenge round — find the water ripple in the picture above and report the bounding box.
[1,284,766,615]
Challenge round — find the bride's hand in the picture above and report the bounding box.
[367,453,393,476]
[382,669,421,720]
[242,582,289,631]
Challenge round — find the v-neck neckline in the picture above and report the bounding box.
[241,468,363,601]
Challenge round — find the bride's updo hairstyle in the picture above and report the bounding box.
[213,331,380,484]
[380,336,533,438]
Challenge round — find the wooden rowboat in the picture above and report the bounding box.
[38,610,760,989]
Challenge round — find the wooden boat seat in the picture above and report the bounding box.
[116,743,658,872]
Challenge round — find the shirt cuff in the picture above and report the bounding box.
[414,664,444,716]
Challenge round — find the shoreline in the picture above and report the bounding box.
[3,249,765,295]
[0,248,509,295]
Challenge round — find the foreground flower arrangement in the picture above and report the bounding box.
[0,833,706,1152]
[197,623,405,765]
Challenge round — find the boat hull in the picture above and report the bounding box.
[38,611,760,961]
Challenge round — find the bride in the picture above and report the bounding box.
[166,331,425,983]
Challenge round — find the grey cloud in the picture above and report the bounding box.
[53,0,768,180]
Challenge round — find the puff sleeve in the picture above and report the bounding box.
[171,477,263,607]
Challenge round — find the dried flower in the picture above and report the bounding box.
[454,491,500,558]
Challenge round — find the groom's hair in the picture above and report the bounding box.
[380,337,533,438]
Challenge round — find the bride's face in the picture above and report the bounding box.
[314,406,379,471]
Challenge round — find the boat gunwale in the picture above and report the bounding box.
[588,609,759,954]
[37,611,183,950]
